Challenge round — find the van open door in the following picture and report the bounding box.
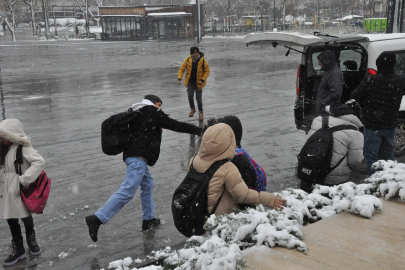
[245,32,370,132]
[244,32,370,47]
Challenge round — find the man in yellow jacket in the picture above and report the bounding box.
[178,46,210,120]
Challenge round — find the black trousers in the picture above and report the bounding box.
[187,84,203,111]
[7,215,34,241]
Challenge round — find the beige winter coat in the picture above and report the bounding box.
[308,114,364,185]
[0,119,45,219]
[189,123,275,216]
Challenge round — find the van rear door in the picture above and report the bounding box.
[244,32,370,47]
[245,32,370,131]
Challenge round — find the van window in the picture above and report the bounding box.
[394,51,405,75]
[311,52,323,74]
[339,50,362,72]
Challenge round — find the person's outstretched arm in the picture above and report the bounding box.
[155,109,201,135]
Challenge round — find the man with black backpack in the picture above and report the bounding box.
[298,101,364,193]
[85,95,202,242]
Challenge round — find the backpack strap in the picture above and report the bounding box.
[202,159,230,215]
[330,124,359,132]
[322,116,329,129]
[326,124,359,174]
[14,145,23,176]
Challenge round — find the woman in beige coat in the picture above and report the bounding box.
[190,123,285,216]
[0,119,44,266]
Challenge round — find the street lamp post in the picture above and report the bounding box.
[196,0,201,42]
[274,1,276,29]
[52,5,57,36]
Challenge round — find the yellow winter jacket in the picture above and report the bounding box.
[178,53,210,90]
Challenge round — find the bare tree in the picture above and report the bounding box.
[75,0,90,36]
[22,0,38,36]
[40,0,50,33]
[0,0,22,41]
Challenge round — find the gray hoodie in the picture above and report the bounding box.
[316,50,344,115]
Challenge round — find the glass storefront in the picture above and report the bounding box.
[101,16,187,40]
[102,16,146,40]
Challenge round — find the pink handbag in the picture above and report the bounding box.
[15,145,51,214]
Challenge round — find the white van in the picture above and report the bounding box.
[245,32,405,156]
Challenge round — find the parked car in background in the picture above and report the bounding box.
[245,32,405,156]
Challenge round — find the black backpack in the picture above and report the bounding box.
[101,108,139,155]
[172,158,230,237]
[297,116,358,191]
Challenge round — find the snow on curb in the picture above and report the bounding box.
[108,160,405,270]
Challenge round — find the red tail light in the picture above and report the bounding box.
[368,68,377,75]
[296,65,301,97]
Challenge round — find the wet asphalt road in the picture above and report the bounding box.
[0,28,378,269]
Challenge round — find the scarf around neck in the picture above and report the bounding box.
[131,99,156,112]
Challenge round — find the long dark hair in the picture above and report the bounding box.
[0,143,10,165]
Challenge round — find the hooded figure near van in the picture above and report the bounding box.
[0,119,45,266]
[189,123,285,216]
[316,50,344,115]
[351,51,405,175]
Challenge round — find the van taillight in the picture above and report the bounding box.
[296,65,301,97]
[368,68,377,75]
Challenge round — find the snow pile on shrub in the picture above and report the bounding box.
[109,160,405,270]
[367,160,405,200]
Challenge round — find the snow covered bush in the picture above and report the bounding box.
[109,160,405,270]
[367,160,405,200]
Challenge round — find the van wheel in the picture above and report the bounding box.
[393,123,405,157]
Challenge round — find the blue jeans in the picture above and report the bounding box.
[95,157,155,224]
[363,128,396,175]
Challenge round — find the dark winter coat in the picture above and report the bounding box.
[123,106,201,166]
[350,73,405,130]
[316,51,344,115]
[232,154,256,190]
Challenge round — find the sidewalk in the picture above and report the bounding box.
[243,199,405,269]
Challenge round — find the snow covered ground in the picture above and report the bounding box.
[106,160,404,270]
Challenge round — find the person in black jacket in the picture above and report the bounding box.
[351,52,405,175]
[316,50,344,115]
[85,95,202,242]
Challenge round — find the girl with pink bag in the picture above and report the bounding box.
[0,118,45,266]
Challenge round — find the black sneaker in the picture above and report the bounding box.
[26,231,41,255]
[3,239,26,266]
[85,215,102,242]
[142,218,160,230]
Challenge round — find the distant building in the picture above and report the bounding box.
[98,5,204,40]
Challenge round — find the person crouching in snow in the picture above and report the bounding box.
[190,123,285,215]
[203,116,265,191]
[0,119,45,266]
[300,101,364,192]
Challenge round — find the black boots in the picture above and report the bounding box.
[85,215,102,242]
[3,239,26,266]
[142,218,160,230]
[26,231,41,255]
